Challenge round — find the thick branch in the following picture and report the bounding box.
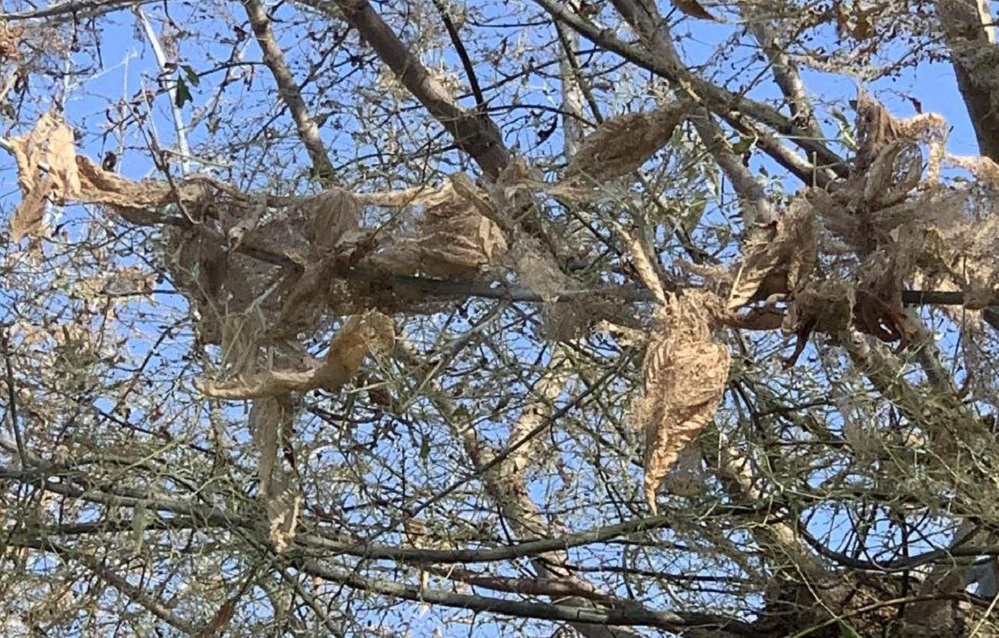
[310,0,510,177]
[243,0,335,182]
[936,0,999,162]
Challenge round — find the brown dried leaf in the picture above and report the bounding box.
[863,139,921,209]
[250,394,295,499]
[10,175,51,242]
[7,114,82,241]
[306,188,360,250]
[855,89,900,172]
[375,177,508,278]
[566,105,685,183]
[0,21,24,61]
[783,279,856,336]
[512,238,569,303]
[196,311,394,399]
[636,292,730,513]
[618,225,668,305]
[267,487,303,554]
[727,197,817,310]
[45,116,81,199]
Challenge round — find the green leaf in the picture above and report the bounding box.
[175,77,193,108]
[181,64,200,87]
[730,135,756,155]
[830,109,857,149]
[837,620,862,638]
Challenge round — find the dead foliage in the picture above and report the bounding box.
[771,92,987,361]
[727,195,817,310]
[565,104,686,184]
[195,311,395,400]
[7,113,80,242]
[635,290,731,514]
[0,20,23,61]
[510,237,569,303]
[248,395,302,553]
[372,174,508,278]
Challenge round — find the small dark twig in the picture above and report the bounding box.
[1,324,27,467]
[431,0,487,111]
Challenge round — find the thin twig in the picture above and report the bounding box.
[0,325,26,467]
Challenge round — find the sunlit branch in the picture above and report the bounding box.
[243,0,335,183]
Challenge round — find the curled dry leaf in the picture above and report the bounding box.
[511,237,569,303]
[727,197,817,311]
[373,175,508,278]
[0,20,24,61]
[305,188,360,250]
[250,394,295,499]
[268,487,303,554]
[635,291,730,514]
[566,104,685,184]
[863,139,922,209]
[854,89,901,172]
[249,394,301,553]
[618,224,668,305]
[783,279,856,337]
[7,113,81,242]
[196,311,394,399]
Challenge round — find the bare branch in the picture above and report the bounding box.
[303,0,510,178]
[243,0,334,182]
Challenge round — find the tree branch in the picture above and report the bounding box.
[306,0,510,178]
[936,0,999,162]
[295,557,756,638]
[243,0,335,183]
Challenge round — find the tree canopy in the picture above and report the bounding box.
[3,1,999,636]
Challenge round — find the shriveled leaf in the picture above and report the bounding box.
[10,175,51,242]
[249,395,294,499]
[635,292,731,513]
[727,197,817,310]
[306,188,360,250]
[196,311,394,399]
[267,487,303,554]
[7,113,81,241]
[373,176,508,278]
[863,139,922,208]
[511,237,569,303]
[566,104,685,183]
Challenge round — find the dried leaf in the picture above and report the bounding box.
[618,225,668,306]
[7,114,82,241]
[855,89,900,172]
[0,20,24,61]
[636,292,730,513]
[306,188,360,250]
[267,487,303,554]
[196,311,394,399]
[10,176,51,242]
[373,177,508,277]
[727,197,817,310]
[863,139,922,209]
[566,105,685,183]
[512,238,569,303]
[250,394,294,499]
